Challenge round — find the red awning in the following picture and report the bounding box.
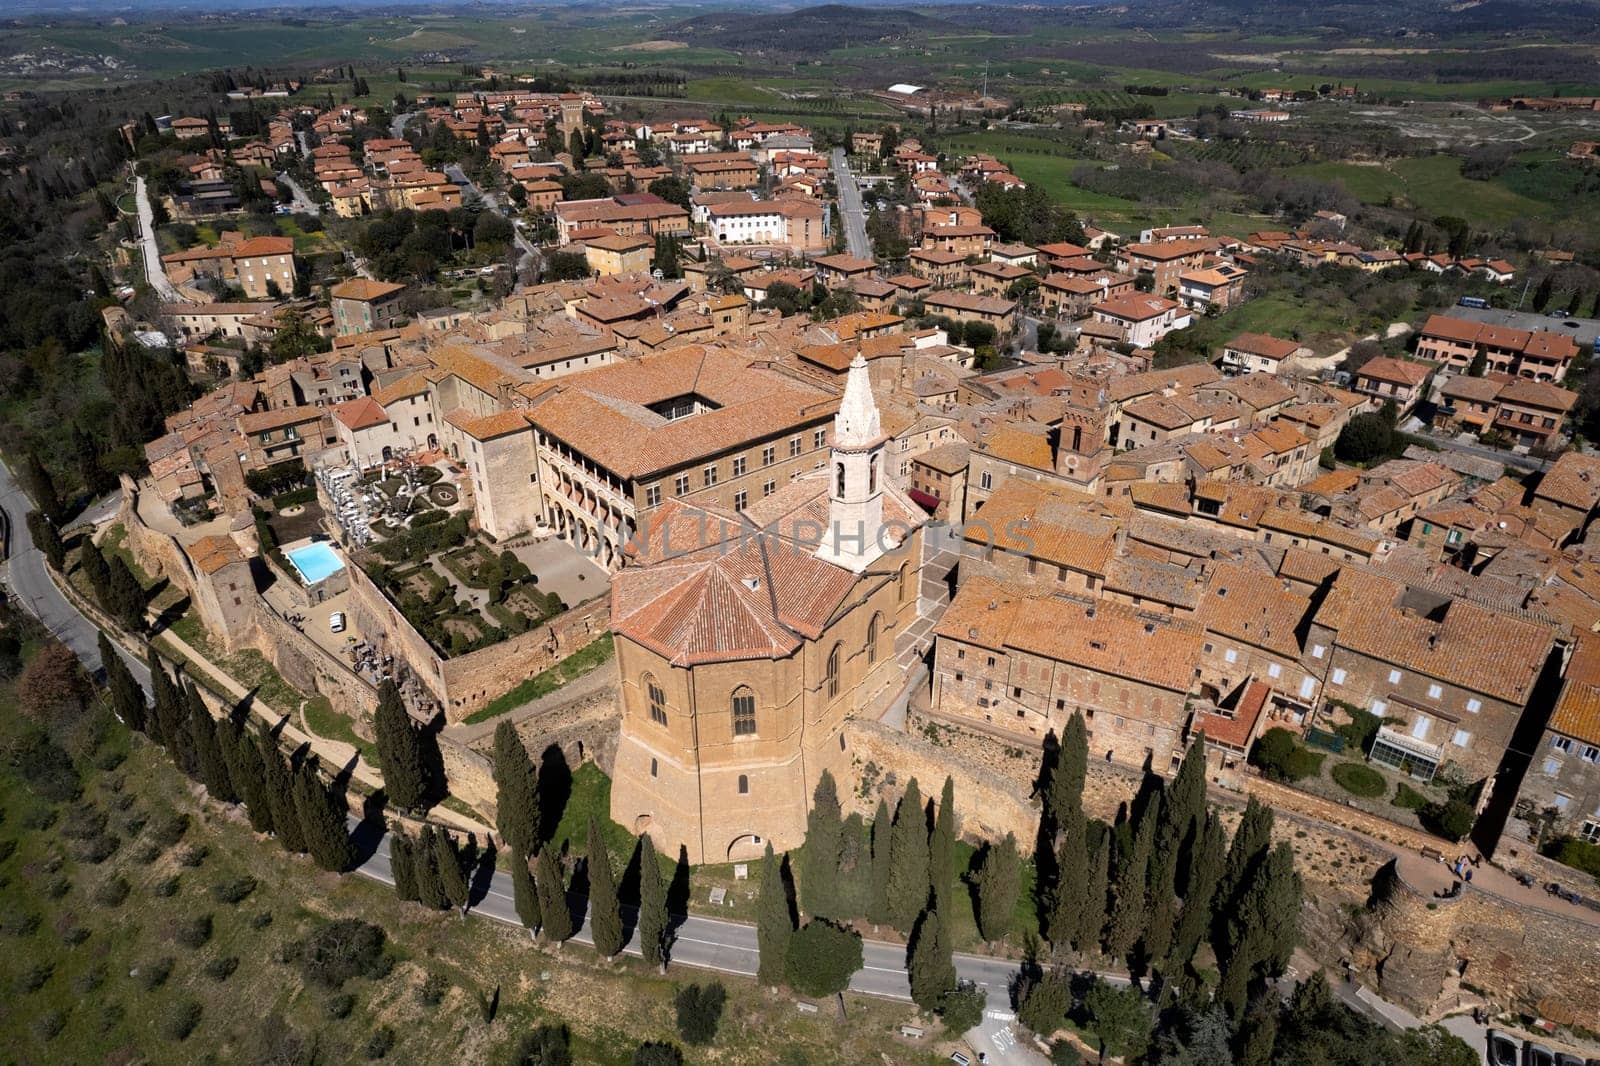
[908,487,940,511]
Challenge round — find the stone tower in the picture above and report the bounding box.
[816,351,889,573]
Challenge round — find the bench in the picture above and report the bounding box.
[1420,846,1444,863]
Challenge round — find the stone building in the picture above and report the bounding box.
[184,534,257,653]
[607,355,927,863]
[1514,634,1600,842]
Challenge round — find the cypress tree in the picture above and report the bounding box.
[1219,842,1301,1021]
[1216,797,1274,938]
[492,719,540,857]
[973,832,1021,944]
[413,826,445,909]
[756,843,793,988]
[1048,806,1089,954]
[101,633,146,734]
[390,826,418,902]
[1083,826,1112,955]
[908,904,957,1013]
[79,537,110,610]
[799,770,844,918]
[867,798,893,929]
[638,833,669,972]
[1161,733,1207,895]
[107,554,146,631]
[885,778,930,933]
[1166,812,1227,984]
[22,450,65,524]
[171,681,205,778]
[1107,798,1157,961]
[294,757,354,873]
[1143,837,1177,971]
[221,717,274,834]
[587,817,624,957]
[929,777,957,921]
[257,725,305,854]
[1046,714,1088,830]
[511,846,540,935]
[149,650,185,753]
[189,694,238,803]
[374,681,429,811]
[535,848,572,944]
[835,812,871,920]
[434,828,470,915]
[1235,993,1279,1066]
[28,511,65,571]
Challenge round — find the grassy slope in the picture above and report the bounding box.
[0,676,946,1064]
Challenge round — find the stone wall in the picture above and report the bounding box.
[249,598,380,721]
[344,556,611,722]
[460,681,622,838]
[1365,858,1600,1025]
[117,476,205,602]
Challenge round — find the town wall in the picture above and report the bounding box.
[344,554,610,722]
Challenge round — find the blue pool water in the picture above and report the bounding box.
[285,542,345,585]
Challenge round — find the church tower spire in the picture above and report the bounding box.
[816,351,889,573]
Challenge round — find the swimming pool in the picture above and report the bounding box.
[285,542,346,585]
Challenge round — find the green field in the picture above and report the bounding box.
[1288,155,1562,228]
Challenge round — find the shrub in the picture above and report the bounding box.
[1392,783,1428,810]
[31,1009,66,1041]
[120,812,148,837]
[365,1026,397,1060]
[1051,1042,1083,1066]
[72,963,107,994]
[674,982,726,1045]
[251,910,274,930]
[417,970,449,1007]
[1332,763,1386,798]
[174,914,213,949]
[61,803,107,840]
[154,875,181,898]
[1018,970,1073,1038]
[210,875,257,904]
[60,924,89,946]
[1335,411,1394,465]
[77,832,121,864]
[1422,796,1475,842]
[162,999,202,1041]
[1545,837,1600,884]
[136,956,174,990]
[326,992,356,1019]
[0,839,14,864]
[0,906,40,937]
[635,1043,684,1066]
[15,961,53,994]
[1250,728,1322,782]
[44,875,71,900]
[133,841,162,865]
[289,919,391,990]
[205,956,239,982]
[940,981,987,1033]
[177,843,208,868]
[1334,708,1382,754]
[784,920,863,998]
[95,876,131,907]
[150,812,190,848]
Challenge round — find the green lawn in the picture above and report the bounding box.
[302,695,378,766]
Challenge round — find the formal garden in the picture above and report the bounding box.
[361,518,568,659]
[1248,704,1479,843]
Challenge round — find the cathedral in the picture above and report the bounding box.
[608,354,928,864]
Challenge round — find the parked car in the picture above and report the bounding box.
[329,612,346,634]
[1556,1055,1585,1066]
[1526,1044,1556,1066]
[1488,1031,1519,1066]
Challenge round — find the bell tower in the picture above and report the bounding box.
[816,352,889,573]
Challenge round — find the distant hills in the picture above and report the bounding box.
[665,4,956,52]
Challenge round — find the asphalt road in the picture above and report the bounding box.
[830,148,872,260]
[277,172,319,215]
[133,176,187,304]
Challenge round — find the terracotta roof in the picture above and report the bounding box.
[1224,332,1302,360]
[1356,357,1431,388]
[187,534,243,575]
[332,278,406,302]
[1193,679,1271,750]
[980,425,1054,469]
[372,372,430,407]
[1199,561,1310,658]
[1535,451,1600,511]
[1093,294,1183,322]
[238,406,323,433]
[962,478,1124,576]
[333,396,388,431]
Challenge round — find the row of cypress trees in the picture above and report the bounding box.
[106,635,356,872]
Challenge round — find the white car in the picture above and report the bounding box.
[329,612,346,634]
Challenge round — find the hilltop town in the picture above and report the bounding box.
[5,21,1600,1066]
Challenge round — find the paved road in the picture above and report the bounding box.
[277,172,319,215]
[133,176,188,304]
[830,148,872,260]
[446,163,537,275]
[0,462,144,686]
[390,111,415,141]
